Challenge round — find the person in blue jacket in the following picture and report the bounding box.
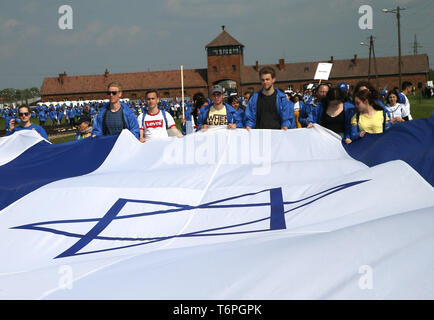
[352,81,392,121]
[4,110,15,132]
[306,87,355,144]
[38,109,48,126]
[181,102,196,135]
[92,82,140,139]
[245,66,295,130]
[197,85,244,131]
[349,89,391,142]
[227,94,245,127]
[6,106,49,140]
[49,108,57,126]
[301,83,330,127]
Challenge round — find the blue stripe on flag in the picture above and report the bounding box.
[344,112,434,187]
[0,135,118,211]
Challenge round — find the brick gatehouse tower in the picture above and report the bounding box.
[206,26,244,95]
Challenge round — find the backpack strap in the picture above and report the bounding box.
[141,111,146,128]
[162,109,169,129]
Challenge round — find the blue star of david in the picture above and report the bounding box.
[12,180,368,259]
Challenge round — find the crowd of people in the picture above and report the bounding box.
[2,66,417,145]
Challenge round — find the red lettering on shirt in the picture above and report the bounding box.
[145,120,164,128]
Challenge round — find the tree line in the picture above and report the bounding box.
[0,87,40,105]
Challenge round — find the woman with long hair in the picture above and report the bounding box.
[318,87,355,143]
[306,87,355,144]
[350,89,391,141]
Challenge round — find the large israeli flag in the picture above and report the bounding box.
[0,115,433,300]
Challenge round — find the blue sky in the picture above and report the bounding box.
[0,0,433,89]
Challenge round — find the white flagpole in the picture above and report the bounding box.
[181,65,185,120]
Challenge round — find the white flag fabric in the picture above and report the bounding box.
[0,116,433,300]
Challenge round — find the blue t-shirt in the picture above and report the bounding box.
[105,108,124,135]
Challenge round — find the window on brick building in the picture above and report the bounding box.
[213,66,217,72]
[304,67,309,72]
[232,65,236,71]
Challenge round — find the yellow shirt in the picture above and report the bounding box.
[351,110,389,134]
[207,106,228,126]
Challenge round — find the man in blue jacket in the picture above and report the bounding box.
[92,82,140,139]
[197,85,244,131]
[302,84,329,128]
[245,66,295,130]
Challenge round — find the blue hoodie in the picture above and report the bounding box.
[92,102,140,139]
[245,89,295,129]
[181,104,195,135]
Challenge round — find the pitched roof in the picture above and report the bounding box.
[41,69,208,95]
[206,30,244,48]
[241,54,429,84]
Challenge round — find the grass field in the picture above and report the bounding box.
[408,95,434,119]
[1,97,433,144]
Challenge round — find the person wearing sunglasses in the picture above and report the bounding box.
[6,105,49,140]
[91,82,140,139]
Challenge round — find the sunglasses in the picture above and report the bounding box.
[19,112,30,117]
[107,91,118,96]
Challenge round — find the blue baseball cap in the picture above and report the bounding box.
[337,82,349,92]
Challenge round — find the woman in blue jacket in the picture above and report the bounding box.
[306,87,355,144]
[6,106,49,140]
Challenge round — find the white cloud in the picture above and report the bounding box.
[46,21,146,48]
[2,18,19,29]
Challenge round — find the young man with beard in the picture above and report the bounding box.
[245,67,295,130]
[302,83,330,128]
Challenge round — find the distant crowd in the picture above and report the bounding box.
[2,65,420,145]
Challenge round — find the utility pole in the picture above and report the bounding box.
[368,38,372,81]
[397,6,402,89]
[383,6,406,90]
[360,36,379,88]
[371,36,380,90]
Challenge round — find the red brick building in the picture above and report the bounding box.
[41,28,430,102]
